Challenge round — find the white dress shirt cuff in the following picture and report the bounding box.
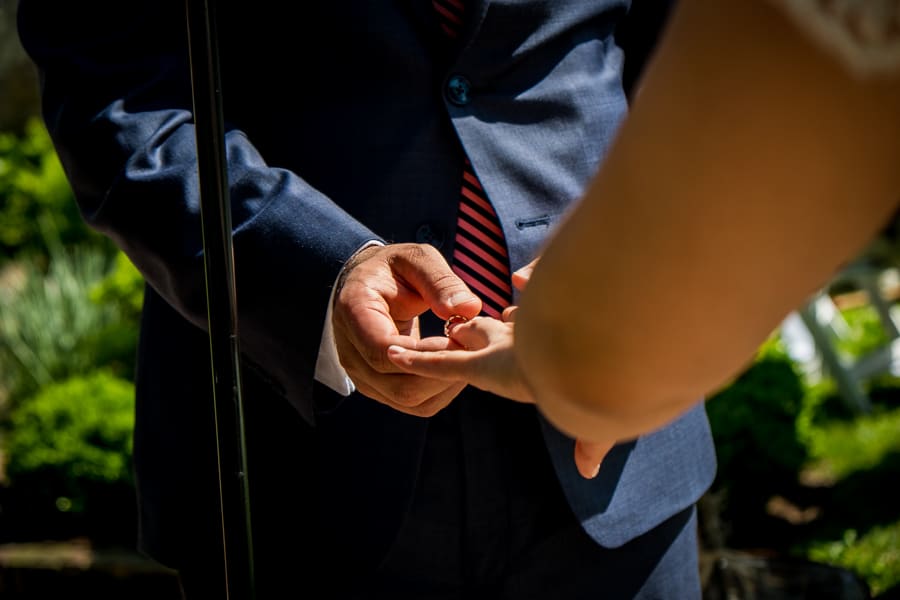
[314,240,385,396]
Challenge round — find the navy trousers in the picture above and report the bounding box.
[361,397,700,599]
[177,395,701,600]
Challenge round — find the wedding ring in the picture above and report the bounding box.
[444,314,469,337]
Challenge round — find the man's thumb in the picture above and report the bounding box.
[444,289,482,318]
[392,244,482,319]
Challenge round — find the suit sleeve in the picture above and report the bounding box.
[16,1,378,422]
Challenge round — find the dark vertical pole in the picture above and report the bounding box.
[184,0,255,597]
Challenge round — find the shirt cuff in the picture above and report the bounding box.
[314,240,385,396]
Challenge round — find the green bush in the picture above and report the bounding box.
[0,118,106,261]
[806,518,900,596]
[5,370,134,489]
[89,249,146,323]
[833,304,891,361]
[0,243,140,408]
[2,370,136,543]
[803,406,900,480]
[793,404,900,596]
[0,122,144,545]
[704,336,809,546]
[706,309,900,572]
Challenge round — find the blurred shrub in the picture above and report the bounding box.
[89,249,146,323]
[2,370,136,543]
[0,120,144,545]
[0,118,107,261]
[0,239,139,408]
[803,403,900,480]
[806,518,900,596]
[704,296,900,591]
[796,406,900,592]
[705,336,809,546]
[5,370,134,495]
[833,304,891,361]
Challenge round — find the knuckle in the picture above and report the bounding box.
[467,316,490,331]
[432,271,463,290]
[413,403,441,418]
[354,382,383,404]
[363,348,391,373]
[392,243,428,265]
[416,242,441,260]
[390,381,424,408]
[392,243,447,272]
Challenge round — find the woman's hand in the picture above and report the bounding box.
[387,311,616,479]
[387,313,532,402]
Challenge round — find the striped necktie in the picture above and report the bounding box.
[433,0,513,318]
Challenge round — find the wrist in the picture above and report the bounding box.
[334,243,384,302]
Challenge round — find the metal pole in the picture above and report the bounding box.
[184,0,255,597]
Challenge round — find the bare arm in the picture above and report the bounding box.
[517,0,900,443]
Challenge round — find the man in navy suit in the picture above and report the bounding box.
[17,1,714,597]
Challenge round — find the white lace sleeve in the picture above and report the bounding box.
[769,0,900,78]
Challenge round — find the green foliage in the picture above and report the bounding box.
[703,336,810,546]
[806,523,900,596]
[707,337,809,487]
[701,304,900,594]
[3,370,135,514]
[0,240,139,409]
[89,250,146,322]
[0,122,144,545]
[0,118,104,260]
[833,304,891,360]
[803,407,900,480]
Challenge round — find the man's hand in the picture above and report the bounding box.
[332,243,482,417]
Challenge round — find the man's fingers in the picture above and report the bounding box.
[349,362,466,415]
[389,244,482,320]
[574,439,616,479]
[403,381,468,417]
[331,242,479,413]
[367,378,467,418]
[338,318,454,379]
[334,299,410,374]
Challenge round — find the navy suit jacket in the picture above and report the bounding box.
[18,0,715,575]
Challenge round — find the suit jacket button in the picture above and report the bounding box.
[445,75,472,106]
[415,224,444,249]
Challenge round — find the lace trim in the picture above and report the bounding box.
[771,0,900,77]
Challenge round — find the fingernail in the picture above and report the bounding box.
[450,292,479,307]
[589,464,601,479]
[514,265,533,278]
[387,345,406,355]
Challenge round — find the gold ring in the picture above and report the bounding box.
[444,314,469,337]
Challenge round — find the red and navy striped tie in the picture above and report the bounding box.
[452,159,512,318]
[432,0,465,39]
[433,0,513,318]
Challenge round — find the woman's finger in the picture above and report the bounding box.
[386,345,478,381]
[446,316,512,350]
[574,439,616,479]
[512,258,539,290]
